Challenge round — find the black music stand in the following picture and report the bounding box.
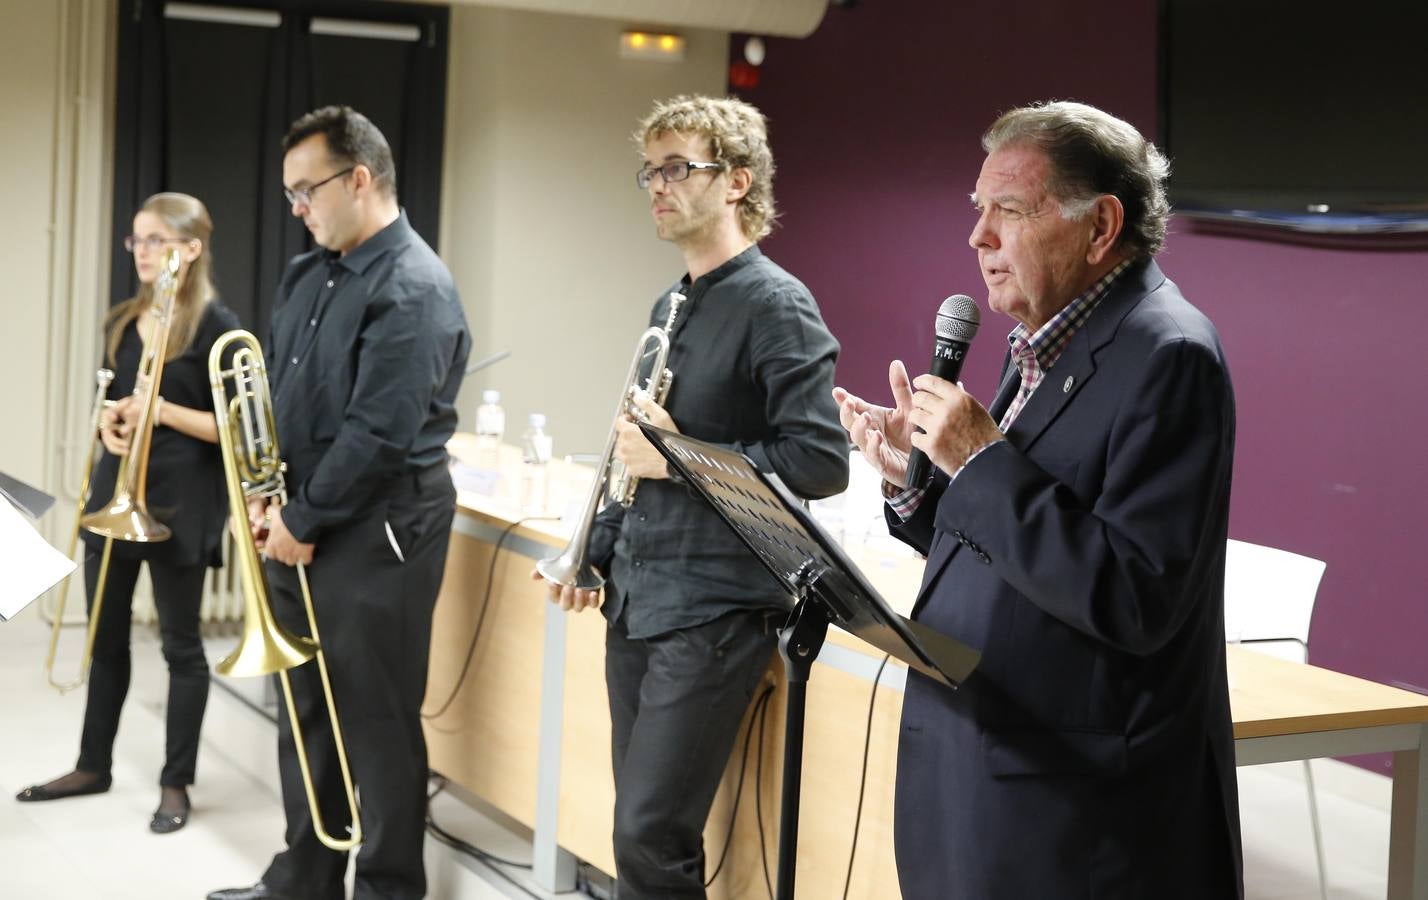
[0,470,57,520]
[639,424,980,900]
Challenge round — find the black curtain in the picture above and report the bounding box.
[110,0,449,339]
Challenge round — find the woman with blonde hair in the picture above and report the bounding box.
[16,192,240,834]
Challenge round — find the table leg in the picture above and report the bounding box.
[533,602,577,891]
[1388,724,1428,899]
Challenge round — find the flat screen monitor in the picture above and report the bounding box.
[1160,0,1428,232]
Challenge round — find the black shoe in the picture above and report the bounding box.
[206,882,289,900]
[148,802,189,834]
[14,772,112,802]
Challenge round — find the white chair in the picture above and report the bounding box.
[1224,538,1329,900]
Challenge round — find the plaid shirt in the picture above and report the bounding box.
[887,259,1132,519]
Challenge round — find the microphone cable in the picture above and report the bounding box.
[842,653,891,900]
[704,682,777,890]
[422,515,558,721]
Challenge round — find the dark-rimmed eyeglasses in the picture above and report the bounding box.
[123,235,191,253]
[283,166,356,207]
[635,160,722,190]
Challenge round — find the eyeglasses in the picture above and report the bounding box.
[283,166,356,207]
[123,235,192,253]
[635,160,722,190]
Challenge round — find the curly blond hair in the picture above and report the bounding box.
[637,95,777,241]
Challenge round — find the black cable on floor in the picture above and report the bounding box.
[426,813,536,872]
[422,515,557,721]
[425,777,534,868]
[426,776,593,897]
[842,653,890,900]
[704,684,776,888]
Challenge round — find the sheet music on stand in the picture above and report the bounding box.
[640,425,978,689]
[0,474,75,621]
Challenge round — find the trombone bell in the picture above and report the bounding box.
[215,608,318,678]
[79,494,173,542]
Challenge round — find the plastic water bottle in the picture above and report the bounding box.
[521,413,553,515]
[475,389,505,469]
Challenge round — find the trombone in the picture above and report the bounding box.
[47,247,181,692]
[80,248,182,543]
[207,328,361,852]
[537,292,683,590]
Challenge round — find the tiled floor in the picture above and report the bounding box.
[0,603,1396,899]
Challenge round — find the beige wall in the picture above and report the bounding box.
[0,3,66,493]
[0,0,114,555]
[440,6,729,458]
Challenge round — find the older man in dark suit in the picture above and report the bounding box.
[834,101,1243,899]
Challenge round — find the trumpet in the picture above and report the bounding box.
[208,329,362,852]
[537,292,683,591]
[43,368,116,693]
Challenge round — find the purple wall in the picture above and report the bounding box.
[743,0,1428,774]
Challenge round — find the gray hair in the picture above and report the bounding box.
[982,101,1171,258]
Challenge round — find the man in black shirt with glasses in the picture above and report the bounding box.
[535,95,848,899]
[209,106,470,900]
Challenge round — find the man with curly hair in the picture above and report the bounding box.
[535,95,848,898]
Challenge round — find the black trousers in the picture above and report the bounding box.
[77,551,210,787]
[262,468,456,900]
[605,607,776,900]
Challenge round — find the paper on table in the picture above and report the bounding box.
[0,498,78,621]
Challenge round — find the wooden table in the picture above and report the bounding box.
[1229,646,1428,898]
[423,435,1428,897]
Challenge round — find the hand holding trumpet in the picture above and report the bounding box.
[612,390,678,481]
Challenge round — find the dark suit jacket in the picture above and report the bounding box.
[890,259,1243,899]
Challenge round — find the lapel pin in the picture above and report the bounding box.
[1063,376,1075,393]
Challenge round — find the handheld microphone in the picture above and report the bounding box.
[904,295,980,488]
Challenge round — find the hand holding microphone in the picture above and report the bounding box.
[904,295,981,487]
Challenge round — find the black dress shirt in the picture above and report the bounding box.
[589,245,849,639]
[82,301,242,567]
[267,210,471,542]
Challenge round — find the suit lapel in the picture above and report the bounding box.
[1001,328,1096,451]
[1003,259,1164,453]
[988,351,1020,424]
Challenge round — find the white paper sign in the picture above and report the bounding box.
[0,498,78,621]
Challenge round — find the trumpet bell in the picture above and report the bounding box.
[80,493,173,542]
[216,615,318,678]
[536,550,606,592]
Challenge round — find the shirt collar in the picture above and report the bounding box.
[1006,258,1133,370]
[325,208,413,275]
[681,243,762,294]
